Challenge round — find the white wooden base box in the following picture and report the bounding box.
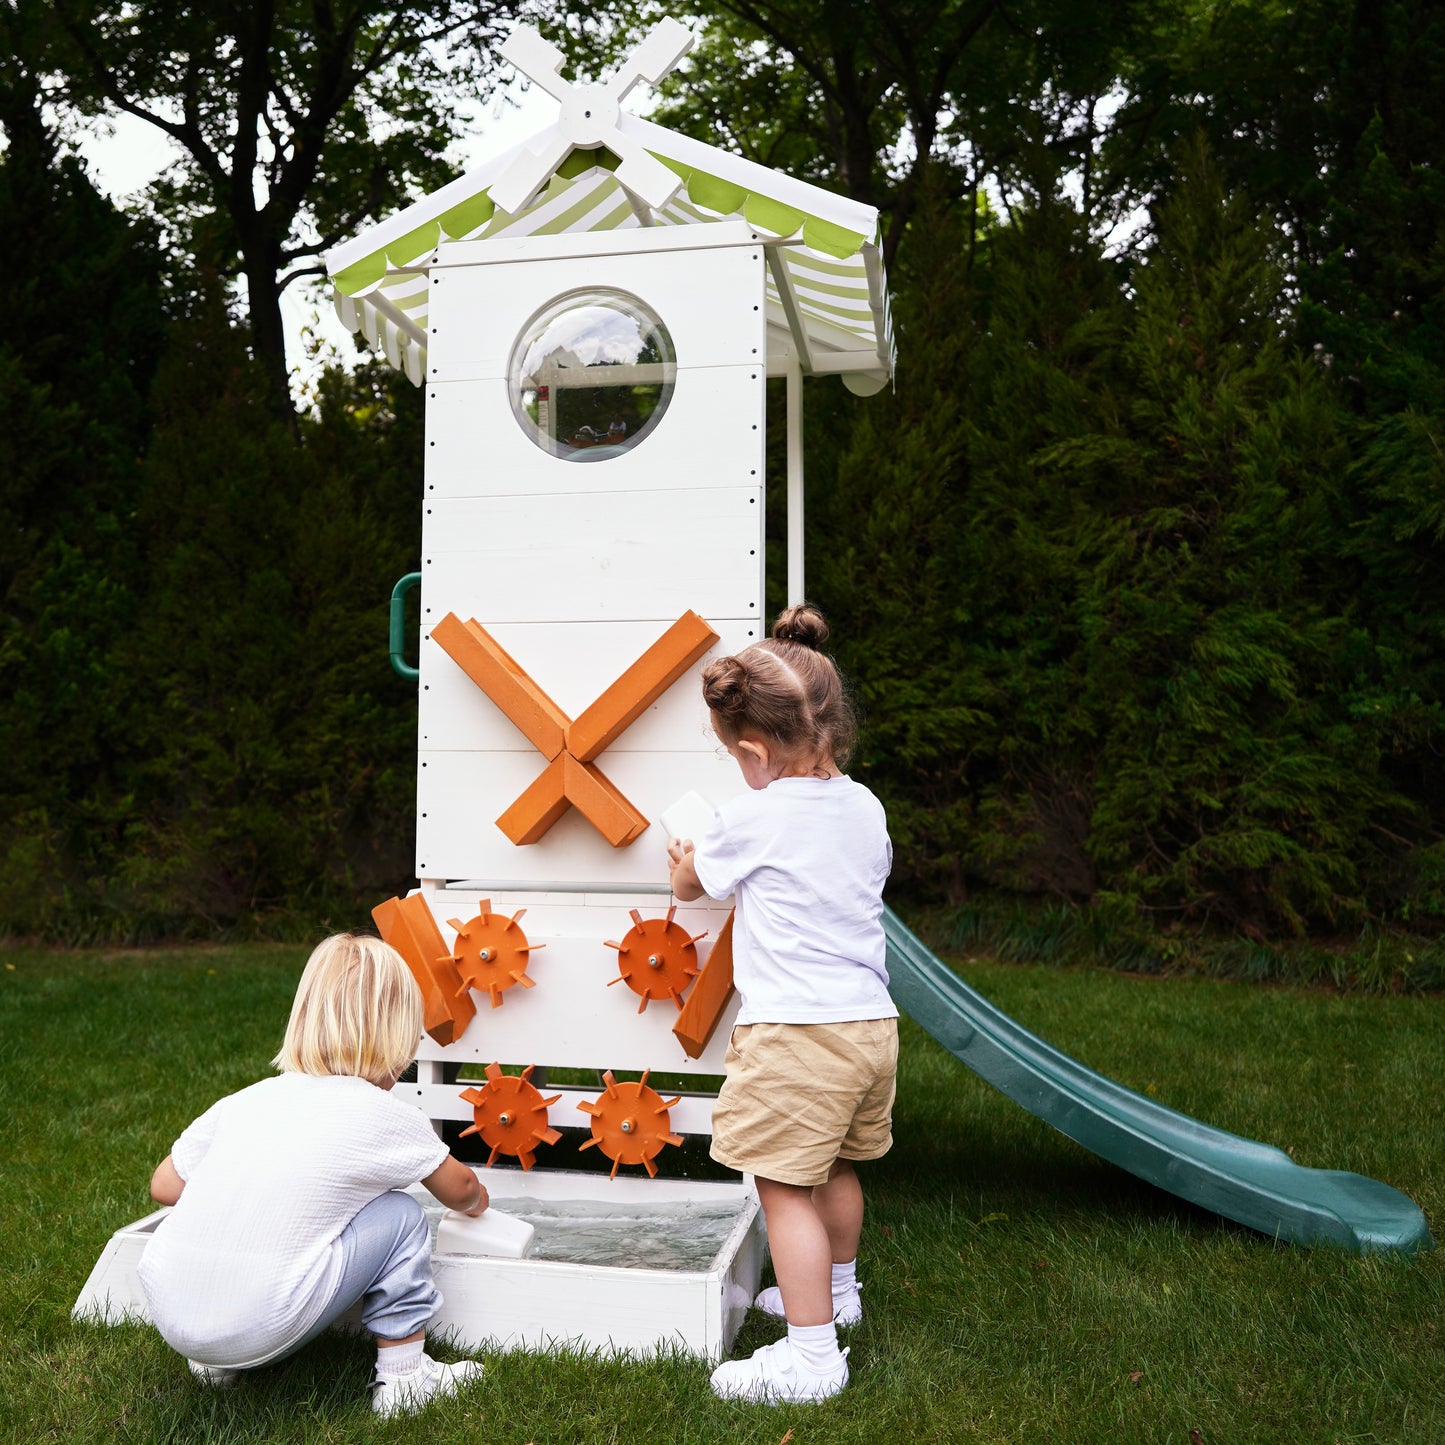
[74,1167,765,1362]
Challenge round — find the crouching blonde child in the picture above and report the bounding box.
[138,933,488,1418]
[668,603,897,1404]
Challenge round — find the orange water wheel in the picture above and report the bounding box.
[448,902,544,1008]
[577,1069,685,1179]
[458,1062,562,1170]
[603,907,706,1013]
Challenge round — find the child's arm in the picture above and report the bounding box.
[668,837,705,902]
[423,1155,489,1217]
[150,1154,186,1205]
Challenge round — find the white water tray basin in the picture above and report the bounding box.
[74,1168,765,1361]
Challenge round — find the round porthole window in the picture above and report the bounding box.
[508,290,677,462]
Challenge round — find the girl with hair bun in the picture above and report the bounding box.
[669,603,896,1405]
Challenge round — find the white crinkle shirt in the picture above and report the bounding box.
[692,774,898,1025]
[138,1072,449,1367]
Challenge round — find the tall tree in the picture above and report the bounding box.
[52,1,529,416]
[563,0,1155,267]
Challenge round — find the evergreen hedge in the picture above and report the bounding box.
[3,125,1444,972]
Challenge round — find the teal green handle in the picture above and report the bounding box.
[389,572,422,681]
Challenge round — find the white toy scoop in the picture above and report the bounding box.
[661,791,717,847]
[435,1207,537,1259]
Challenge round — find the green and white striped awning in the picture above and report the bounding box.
[324,114,894,392]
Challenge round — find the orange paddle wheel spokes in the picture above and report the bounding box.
[603,907,706,1013]
[458,1062,562,1170]
[576,1069,685,1179]
[448,901,545,1008]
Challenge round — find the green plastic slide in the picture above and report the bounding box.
[883,907,1433,1253]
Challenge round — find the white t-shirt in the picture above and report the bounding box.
[138,1072,449,1367]
[692,775,897,1025]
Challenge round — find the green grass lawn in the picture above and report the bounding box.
[2,941,1441,1444]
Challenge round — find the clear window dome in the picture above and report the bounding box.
[508,290,677,462]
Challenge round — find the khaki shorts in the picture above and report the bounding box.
[710,1018,898,1187]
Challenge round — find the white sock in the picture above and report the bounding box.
[376,1338,425,1376]
[787,1320,843,1373]
[831,1259,858,1294]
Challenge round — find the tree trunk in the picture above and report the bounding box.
[241,233,295,424]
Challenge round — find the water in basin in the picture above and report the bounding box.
[427,1194,742,1271]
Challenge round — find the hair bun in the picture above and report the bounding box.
[701,655,752,715]
[771,603,829,650]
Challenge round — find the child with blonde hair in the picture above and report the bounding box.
[668,603,896,1403]
[139,933,489,1417]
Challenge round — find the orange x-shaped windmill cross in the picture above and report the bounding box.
[431,610,718,847]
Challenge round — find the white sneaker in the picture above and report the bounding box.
[187,1359,241,1387]
[371,1353,484,1418]
[710,1336,849,1403]
[754,1281,864,1327]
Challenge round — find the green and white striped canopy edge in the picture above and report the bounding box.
[325,115,893,389]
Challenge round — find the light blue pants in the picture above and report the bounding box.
[282,1190,442,1355]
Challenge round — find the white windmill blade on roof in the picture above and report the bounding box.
[497,26,572,102]
[489,126,575,216]
[488,18,695,218]
[608,15,695,99]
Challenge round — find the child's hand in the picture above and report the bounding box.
[668,838,705,902]
[464,1181,490,1217]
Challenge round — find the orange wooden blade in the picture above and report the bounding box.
[672,908,735,1059]
[430,613,569,759]
[563,755,648,847]
[566,611,719,762]
[373,893,476,1046]
[495,754,568,845]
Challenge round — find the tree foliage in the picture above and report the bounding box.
[808,140,1443,936]
[4,1,1445,950]
[52,0,530,414]
[562,0,1156,267]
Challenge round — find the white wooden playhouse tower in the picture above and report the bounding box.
[76,18,894,1361]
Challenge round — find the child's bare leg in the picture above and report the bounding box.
[754,1176,834,1326]
[812,1158,863,1263]
[374,1329,425,1348]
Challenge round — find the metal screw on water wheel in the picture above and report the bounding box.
[448,901,545,1008]
[603,907,706,1013]
[458,1062,562,1170]
[577,1069,685,1179]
